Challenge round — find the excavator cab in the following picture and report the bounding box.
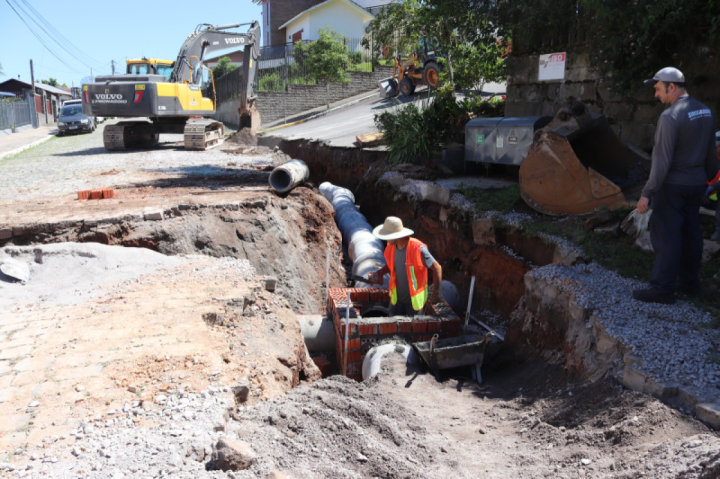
[125,58,175,80]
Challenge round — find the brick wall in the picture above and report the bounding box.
[267,0,323,46]
[328,287,462,381]
[506,53,720,150]
[214,67,393,127]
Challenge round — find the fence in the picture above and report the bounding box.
[214,37,374,104]
[0,96,33,131]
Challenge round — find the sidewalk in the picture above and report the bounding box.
[0,125,58,160]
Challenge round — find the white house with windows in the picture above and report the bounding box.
[279,0,376,44]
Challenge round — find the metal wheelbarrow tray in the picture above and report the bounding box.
[412,332,494,383]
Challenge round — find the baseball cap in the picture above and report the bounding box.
[644,67,686,85]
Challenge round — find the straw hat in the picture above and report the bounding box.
[372,216,414,240]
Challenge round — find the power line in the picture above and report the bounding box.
[16,0,107,70]
[5,0,106,75]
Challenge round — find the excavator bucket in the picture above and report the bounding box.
[519,103,649,216]
[239,106,261,135]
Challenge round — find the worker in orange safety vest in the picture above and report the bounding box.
[705,131,720,241]
[368,216,442,317]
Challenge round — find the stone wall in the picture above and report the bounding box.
[215,67,392,127]
[506,53,720,150]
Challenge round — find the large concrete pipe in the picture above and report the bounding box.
[297,315,335,352]
[362,343,422,380]
[269,159,309,193]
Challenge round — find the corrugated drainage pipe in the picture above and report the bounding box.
[319,181,388,289]
[269,159,309,193]
[362,343,422,380]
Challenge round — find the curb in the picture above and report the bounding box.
[260,91,379,134]
[0,133,56,160]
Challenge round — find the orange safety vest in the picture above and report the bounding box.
[384,238,429,311]
[709,170,720,200]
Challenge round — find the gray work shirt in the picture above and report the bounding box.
[642,96,717,198]
[393,244,435,304]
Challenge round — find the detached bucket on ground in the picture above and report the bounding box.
[269,159,310,193]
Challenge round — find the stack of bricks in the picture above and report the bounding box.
[77,188,114,200]
[328,287,462,381]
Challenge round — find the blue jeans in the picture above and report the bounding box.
[389,302,425,317]
[649,183,705,293]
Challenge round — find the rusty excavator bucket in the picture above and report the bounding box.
[519,102,649,216]
[239,106,261,135]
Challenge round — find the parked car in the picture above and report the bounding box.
[57,104,95,136]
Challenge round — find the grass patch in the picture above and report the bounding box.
[456,185,522,214]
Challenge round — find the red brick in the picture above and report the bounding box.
[346,351,362,363]
[358,323,378,336]
[102,189,115,199]
[425,303,437,315]
[371,291,389,302]
[77,190,90,200]
[426,321,442,333]
[412,321,428,333]
[442,319,462,332]
[346,337,361,350]
[378,323,397,335]
[397,321,412,333]
[312,356,333,377]
[90,189,103,200]
[348,375,362,382]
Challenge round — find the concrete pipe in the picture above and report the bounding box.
[269,159,309,193]
[320,182,355,204]
[297,315,335,352]
[438,280,461,312]
[362,343,422,380]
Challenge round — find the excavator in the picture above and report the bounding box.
[82,21,260,151]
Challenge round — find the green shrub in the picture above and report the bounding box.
[258,72,283,92]
[374,101,433,165]
[348,51,363,65]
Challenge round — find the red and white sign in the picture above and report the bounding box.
[538,52,566,81]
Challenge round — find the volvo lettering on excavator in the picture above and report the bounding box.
[82,22,260,151]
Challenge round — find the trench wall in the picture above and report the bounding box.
[506,53,720,150]
[215,67,392,126]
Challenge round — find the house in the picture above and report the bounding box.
[0,79,72,125]
[253,0,394,46]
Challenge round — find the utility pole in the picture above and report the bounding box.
[111,60,115,75]
[29,59,38,128]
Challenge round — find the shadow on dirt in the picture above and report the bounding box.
[128,165,271,190]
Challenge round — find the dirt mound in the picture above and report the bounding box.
[228,128,258,147]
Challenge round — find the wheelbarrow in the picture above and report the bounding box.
[412,332,494,384]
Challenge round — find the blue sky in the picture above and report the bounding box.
[0,0,262,88]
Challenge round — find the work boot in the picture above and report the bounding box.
[676,285,699,297]
[711,230,720,242]
[632,288,676,305]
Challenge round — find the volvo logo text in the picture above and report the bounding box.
[224,38,245,44]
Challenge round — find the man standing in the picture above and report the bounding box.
[633,67,717,304]
[369,216,442,316]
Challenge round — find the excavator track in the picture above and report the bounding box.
[103,121,159,151]
[184,119,225,151]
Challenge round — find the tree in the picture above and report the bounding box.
[211,57,237,79]
[293,28,351,110]
[363,0,505,89]
[41,78,59,87]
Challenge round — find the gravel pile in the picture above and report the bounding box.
[529,262,720,403]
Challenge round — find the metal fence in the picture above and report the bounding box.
[0,96,33,131]
[214,37,374,103]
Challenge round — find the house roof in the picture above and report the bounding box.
[0,79,71,97]
[278,0,374,30]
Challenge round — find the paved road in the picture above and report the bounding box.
[273,90,434,147]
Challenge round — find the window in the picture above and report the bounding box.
[157,64,173,81]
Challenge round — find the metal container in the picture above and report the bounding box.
[465,116,552,165]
